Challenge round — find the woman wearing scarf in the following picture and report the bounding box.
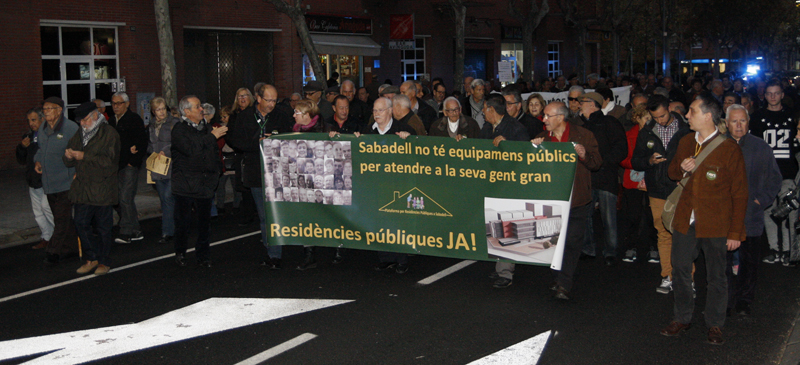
[147,97,180,244]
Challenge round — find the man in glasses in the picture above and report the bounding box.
[567,85,584,119]
[428,97,480,139]
[302,80,333,122]
[502,87,543,139]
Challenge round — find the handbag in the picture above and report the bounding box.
[662,134,725,233]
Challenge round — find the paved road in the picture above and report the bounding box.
[1,212,799,364]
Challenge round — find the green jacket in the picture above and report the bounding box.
[64,123,121,206]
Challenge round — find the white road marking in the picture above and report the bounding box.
[467,331,551,365]
[0,298,351,365]
[417,260,476,285]
[0,231,260,304]
[234,333,318,365]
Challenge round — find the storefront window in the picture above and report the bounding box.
[501,43,523,85]
[303,54,362,86]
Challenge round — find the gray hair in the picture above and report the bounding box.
[725,104,750,121]
[26,107,44,121]
[378,84,392,94]
[500,89,522,103]
[551,103,570,117]
[587,73,599,81]
[654,87,669,98]
[568,85,585,94]
[342,79,356,88]
[179,95,196,118]
[202,103,215,116]
[375,96,393,110]
[470,79,486,89]
[112,92,129,102]
[290,92,302,99]
[401,80,417,93]
[93,98,105,107]
[443,96,461,110]
[710,80,723,89]
[392,94,410,109]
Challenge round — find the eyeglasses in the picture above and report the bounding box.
[506,101,520,105]
[373,107,390,114]
[42,106,60,111]
[568,97,579,102]
[111,101,126,106]
[237,95,250,100]
[293,110,305,115]
[261,99,277,104]
[155,107,167,112]
[543,114,563,119]
[444,108,461,113]
[304,91,319,96]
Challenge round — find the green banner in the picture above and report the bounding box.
[260,133,577,267]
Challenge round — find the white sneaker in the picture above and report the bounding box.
[656,277,672,294]
[648,250,660,263]
[622,249,636,262]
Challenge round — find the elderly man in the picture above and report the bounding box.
[303,81,334,122]
[288,92,302,110]
[327,95,361,134]
[66,102,120,276]
[567,86,585,119]
[108,92,148,244]
[428,97,481,139]
[502,88,543,139]
[661,76,685,103]
[554,75,569,92]
[392,94,427,136]
[341,80,369,127]
[361,97,415,273]
[34,97,79,265]
[431,82,447,119]
[750,80,799,265]
[724,104,781,317]
[660,94,747,345]
[532,102,602,299]
[400,81,438,132]
[171,96,227,267]
[578,92,627,266]
[461,79,487,128]
[632,94,693,294]
[229,84,293,269]
[17,107,54,250]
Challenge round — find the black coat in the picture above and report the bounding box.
[109,110,148,170]
[414,100,439,132]
[16,130,42,188]
[228,105,293,188]
[362,119,417,135]
[64,123,121,206]
[515,112,544,141]
[349,98,370,128]
[630,116,692,200]
[581,110,627,194]
[478,115,529,141]
[171,120,221,199]
[326,115,361,134]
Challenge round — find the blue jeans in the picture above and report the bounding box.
[582,189,618,258]
[74,204,114,266]
[154,179,175,236]
[252,187,282,259]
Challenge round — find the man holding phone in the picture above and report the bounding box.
[631,94,693,294]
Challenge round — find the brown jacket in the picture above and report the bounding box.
[668,133,748,240]
[537,123,602,208]
[428,115,481,139]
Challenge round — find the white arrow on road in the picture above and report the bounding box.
[0,297,353,365]
[467,330,552,365]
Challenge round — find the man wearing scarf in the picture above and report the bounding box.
[64,102,120,276]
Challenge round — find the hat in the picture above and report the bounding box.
[43,96,64,109]
[74,102,98,121]
[379,85,400,96]
[326,86,340,94]
[580,92,603,106]
[302,81,325,93]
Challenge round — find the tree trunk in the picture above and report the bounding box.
[153,0,178,108]
[576,26,586,82]
[451,0,466,93]
[713,43,721,78]
[612,31,620,76]
[522,24,534,83]
[290,13,326,82]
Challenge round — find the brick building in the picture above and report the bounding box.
[0,0,597,170]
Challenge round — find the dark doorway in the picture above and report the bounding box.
[183,29,274,111]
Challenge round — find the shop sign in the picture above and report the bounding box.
[389,41,415,50]
[390,14,414,40]
[306,13,372,35]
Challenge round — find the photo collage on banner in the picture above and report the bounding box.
[261,139,352,205]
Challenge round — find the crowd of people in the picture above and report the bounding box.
[16,69,800,346]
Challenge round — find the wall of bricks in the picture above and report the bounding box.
[0,0,587,170]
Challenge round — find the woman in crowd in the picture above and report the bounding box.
[526,93,545,121]
[147,97,180,244]
[620,104,657,263]
[213,106,240,214]
[230,88,255,119]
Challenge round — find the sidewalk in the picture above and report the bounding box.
[0,167,162,248]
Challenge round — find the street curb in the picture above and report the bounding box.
[780,299,800,365]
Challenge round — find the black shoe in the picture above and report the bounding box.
[549,282,559,291]
[736,302,751,316]
[198,260,211,268]
[158,235,173,244]
[489,271,501,279]
[332,248,344,264]
[260,258,281,270]
[493,278,512,288]
[605,256,616,267]
[175,254,187,267]
[130,231,144,241]
[579,253,595,260]
[554,286,570,300]
[395,264,409,274]
[114,234,132,245]
[296,248,317,271]
[374,262,397,271]
[44,253,60,265]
